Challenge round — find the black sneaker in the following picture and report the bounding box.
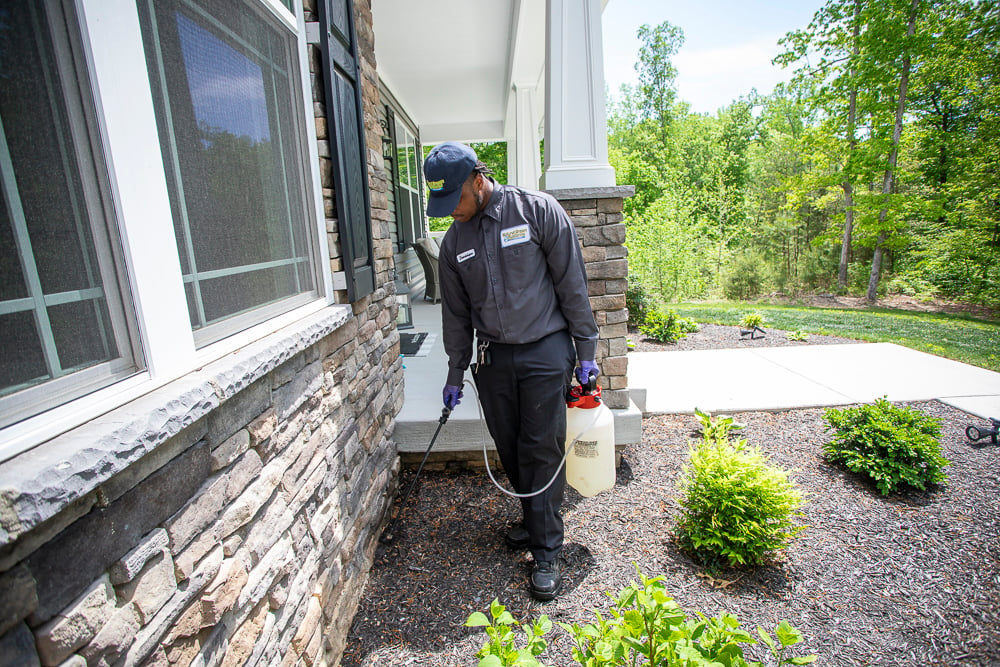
[530,560,562,601]
[505,524,530,550]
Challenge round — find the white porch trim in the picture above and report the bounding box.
[541,0,616,190]
[509,83,543,188]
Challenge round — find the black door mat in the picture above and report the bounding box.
[400,332,428,356]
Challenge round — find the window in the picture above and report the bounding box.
[138,0,320,345]
[0,0,139,429]
[392,113,424,251]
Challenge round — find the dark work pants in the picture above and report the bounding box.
[473,330,575,563]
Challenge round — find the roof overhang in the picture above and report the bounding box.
[371,0,546,144]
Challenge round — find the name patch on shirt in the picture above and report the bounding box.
[500,224,531,248]
[457,248,476,263]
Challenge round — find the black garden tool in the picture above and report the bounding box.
[377,406,452,555]
[965,417,999,446]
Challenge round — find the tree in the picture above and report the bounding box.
[777,0,933,301]
[612,0,996,307]
[470,141,507,184]
[900,1,1000,305]
[867,0,921,302]
[777,0,873,292]
[635,21,684,141]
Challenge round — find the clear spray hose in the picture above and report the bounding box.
[462,378,601,499]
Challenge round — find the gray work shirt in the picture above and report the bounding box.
[439,180,598,386]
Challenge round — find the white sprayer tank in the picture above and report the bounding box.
[565,382,616,497]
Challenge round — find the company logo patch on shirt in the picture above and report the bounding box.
[500,224,531,248]
[457,248,476,263]
[427,179,445,191]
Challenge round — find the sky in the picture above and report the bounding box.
[602,0,826,114]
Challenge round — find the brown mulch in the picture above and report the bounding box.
[342,326,1000,666]
[627,323,863,353]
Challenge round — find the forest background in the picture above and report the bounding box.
[439,0,999,312]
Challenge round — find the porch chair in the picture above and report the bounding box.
[412,237,441,303]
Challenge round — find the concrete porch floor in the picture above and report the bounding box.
[393,293,643,457]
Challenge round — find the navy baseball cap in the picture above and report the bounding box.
[424,142,477,217]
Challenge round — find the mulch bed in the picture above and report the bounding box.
[342,325,1000,666]
[627,322,864,353]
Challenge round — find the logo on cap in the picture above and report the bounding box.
[427,179,445,191]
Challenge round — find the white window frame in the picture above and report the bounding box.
[0,0,142,430]
[0,0,333,463]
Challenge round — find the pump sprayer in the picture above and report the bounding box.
[379,376,616,557]
[564,379,616,496]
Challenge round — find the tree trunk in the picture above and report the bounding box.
[867,0,920,303]
[838,0,862,290]
[840,182,856,289]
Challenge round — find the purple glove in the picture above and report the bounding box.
[443,384,463,409]
[575,360,599,386]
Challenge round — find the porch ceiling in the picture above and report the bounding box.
[371,0,546,144]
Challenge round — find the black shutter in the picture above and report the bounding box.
[319,0,374,301]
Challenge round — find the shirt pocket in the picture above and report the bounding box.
[501,237,544,294]
[455,249,490,302]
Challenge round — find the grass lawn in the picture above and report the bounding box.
[669,301,1000,372]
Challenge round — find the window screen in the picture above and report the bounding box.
[139,0,319,344]
[0,0,137,428]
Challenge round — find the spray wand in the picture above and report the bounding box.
[379,406,451,546]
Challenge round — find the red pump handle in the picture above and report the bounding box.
[566,381,602,409]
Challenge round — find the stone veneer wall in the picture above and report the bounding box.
[0,1,402,666]
[550,187,634,411]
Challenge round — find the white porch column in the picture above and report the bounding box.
[540,0,616,190]
[510,83,542,189]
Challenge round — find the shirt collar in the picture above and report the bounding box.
[479,179,503,223]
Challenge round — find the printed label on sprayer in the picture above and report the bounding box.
[574,440,599,458]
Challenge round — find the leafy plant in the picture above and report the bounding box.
[677,413,805,568]
[639,308,699,343]
[785,330,809,341]
[822,398,948,495]
[695,407,744,443]
[723,252,770,301]
[740,312,766,329]
[558,568,817,666]
[468,569,817,666]
[626,282,652,327]
[758,621,819,666]
[466,599,551,667]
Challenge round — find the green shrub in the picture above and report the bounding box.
[468,569,817,667]
[785,330,809,342]
[723,252,770,300]
[639,308,699,343]
[822,398,948,495]
[626,282,652,327]
[740,312,765,329]
[677,413,805,568]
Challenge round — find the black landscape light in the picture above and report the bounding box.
[965,417,999,445]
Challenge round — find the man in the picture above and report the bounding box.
[423,141,599,601]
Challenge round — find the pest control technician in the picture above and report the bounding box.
[423,141,599,601]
